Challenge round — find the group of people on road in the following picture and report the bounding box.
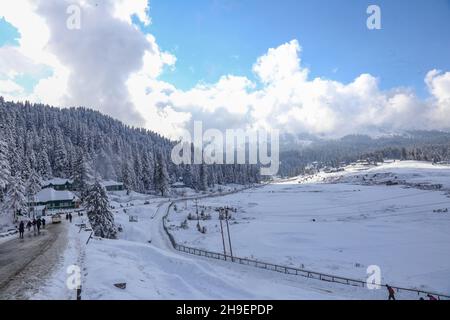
[66,213,73,223]
[18,217,46,239]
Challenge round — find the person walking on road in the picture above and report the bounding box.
[386,284,396,300]
[69,213,73,223]
[36,218,41,235]
[32,218,37,235]
[41,218,45,229]
[18,221,24,239]
[26,220,32,232]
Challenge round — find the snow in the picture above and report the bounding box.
[0,230,17,245]
[35,188,79,203]
[30,165,450,299]
[100,180,124,188]
[42,178,73,186]
[62,202,385,300]
[168,161,450,296]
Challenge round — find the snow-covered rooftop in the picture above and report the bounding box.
[101,180,124,187]
[42,178,73,186]
[35,188,79,203]
[171,182,186,187]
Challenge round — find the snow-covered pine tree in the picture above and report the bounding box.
[53,132,67,178]
[25,170,41,198]
[121,160,134,194]
[199,164,208,191]
[182,164,193,188]
[3,175,27,223]
[25,169,41,217]
[72,152,90,193]
[154,152,170,196]
[84,181,118,239]
[37,146,52,179]
[0,137,11,200]
[141,152,154,193]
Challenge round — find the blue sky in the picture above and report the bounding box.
[0,17,20,46]
[1,0,450,137]
[135,0,450,96]
[1,1,449,96]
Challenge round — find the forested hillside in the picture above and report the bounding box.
[0,97,260,201]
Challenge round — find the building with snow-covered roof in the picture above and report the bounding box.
[32,188,80,210]
[42,178,73,191]
[171,181,186,189]
[100,180,125,192]
[29,205,47,217]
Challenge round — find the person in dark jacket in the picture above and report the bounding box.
[32,218,37,235]
[18,221,25,239]
[41,218,46,229]
[36,218,41,235]
[69,213,72,223]
[386,284,396,300]
[26,220,32,232]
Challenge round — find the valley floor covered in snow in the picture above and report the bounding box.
[168,161,450,297]
[22,161,450,300]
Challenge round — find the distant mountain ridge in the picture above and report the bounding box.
[278,131,450,177]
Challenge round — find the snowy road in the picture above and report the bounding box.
[0,222,67,300]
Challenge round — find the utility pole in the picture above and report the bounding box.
[219,208,227,259]
[195,198,200,230]
[225,207,234,262]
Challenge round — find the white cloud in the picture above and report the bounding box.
[0,79,24,95]
[426,70,450,126]
[253,39,308,84]
[113,0,151,26]
[0,2,449,139]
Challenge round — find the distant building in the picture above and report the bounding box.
[42,178,74,191]
[29,205,47,217]
[101,180,125,192]
[171,181,186,189]
[32,188,81,210]
[356,159,371,166]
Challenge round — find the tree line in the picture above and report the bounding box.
[0,97,260,224]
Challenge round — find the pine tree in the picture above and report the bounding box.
[84,181,117,239]
[37,147,52,179]
[72,152,91,193]
[199,164,208,191]
[0,137,11,196]
[3,175,27,223]
[154,153,169,196]
[182,164,193,188]
[141,152,154,193]
[53,132,67,178]
[121,160,134,194]
[25,170,41,217]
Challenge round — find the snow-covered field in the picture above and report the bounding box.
[34,194,349,299]
[30,162,450,299]
[168,161,450,296]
